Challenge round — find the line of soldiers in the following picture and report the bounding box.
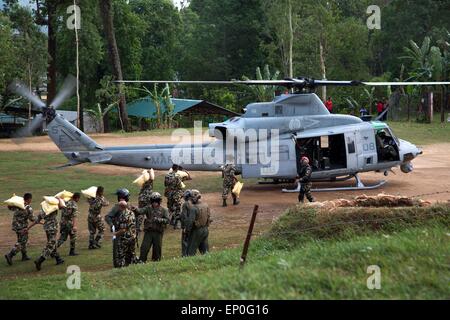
[3,164,214,271]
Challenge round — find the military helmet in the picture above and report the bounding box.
[190,189,201,201]
[150,192,162,203]
[116,188,130,202]
[183,189,192,201]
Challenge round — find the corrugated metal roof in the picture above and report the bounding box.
[0,113,27,125]
[125,97,235,119]
[126,98,203,118]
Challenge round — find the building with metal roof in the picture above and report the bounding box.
[125,97,239,125]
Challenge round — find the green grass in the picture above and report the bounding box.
[388,120,450,145]
[1,205,448,299]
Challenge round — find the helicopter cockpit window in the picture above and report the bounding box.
[375,128,400,162]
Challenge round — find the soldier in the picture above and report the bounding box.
[27,197,66,271]
[133,192,169,262]
[87,186,109,249]
[180,190,193,257]
[137,172,154,241]
[113,201,137,268]
[4,193,35,265]
[186,190,211,256]
[297,157,315,203]
[222,163,240,207]
[105,188,133,268]
[165,164,189,229]
[57,193,80,256]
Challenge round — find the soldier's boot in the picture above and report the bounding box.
[94,236,102,249]
[55,254,65,265]
[232,196,240,206]
[69,247,78,256]
[88,241,96,250]
[5,251,14,266]
[307,196,316,203]
[34,256,45,271]
[222,199,227,207]
[298,194,305,203]
[21,251,31,261]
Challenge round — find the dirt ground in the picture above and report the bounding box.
[1,134,449,259]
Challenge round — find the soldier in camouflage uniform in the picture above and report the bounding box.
[297,157,315,203]
[4,193,34,265]
[57,193,80,256]
[113,201,137,268]
[133,192,169,262]
[164,164,185,229]
[137,176,154,239]
[87,186,109,249]
[105,189,134,268]
[186,190,212,256]
[222,163,240,207]
[27,197,65,271]
[180,190,193,257]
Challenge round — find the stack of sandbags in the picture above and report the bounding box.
[304,194,431,210]
[41,196,65,215]
[354,194,430,207]
[4,194,25,210]
[81,186,97,199]
[133,169,155,187]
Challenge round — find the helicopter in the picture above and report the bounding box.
[8,76,449,192]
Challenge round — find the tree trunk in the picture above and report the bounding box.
[46,2,57,105]
[319,38,326,101]
[99,0,129,131]
[441,85,447,123]
[288,0,293,78]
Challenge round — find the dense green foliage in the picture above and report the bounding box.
[0,0,449,128]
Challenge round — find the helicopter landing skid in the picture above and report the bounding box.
[281,174,387,193]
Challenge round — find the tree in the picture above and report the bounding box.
[242,65,280,102]
[85,102,118,133]
[99,0,130,131]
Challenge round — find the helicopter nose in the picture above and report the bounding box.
[399,139,422,162]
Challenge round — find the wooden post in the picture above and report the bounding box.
[240,205,259,268]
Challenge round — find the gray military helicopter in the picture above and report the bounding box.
[9,77,449,191]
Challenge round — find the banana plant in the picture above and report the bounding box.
[242,65,280,102]
[85,101,119,133]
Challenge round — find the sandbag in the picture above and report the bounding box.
[232,181,244,197]
[133,169,155,187]
[4,194,25,210]
[54,190,73,202]
[81,186,98,199]
[41,196,65,215]
[168,169,188,189]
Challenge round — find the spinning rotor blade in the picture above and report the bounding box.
[8,80,46,110]
[12,114,44,139]
[50,75,78,110]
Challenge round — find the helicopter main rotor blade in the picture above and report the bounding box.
[116,80,236,85]
[362,81,450,86]
[50,75,78,110]
[8,80,46,110]
[12,114,45,140]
